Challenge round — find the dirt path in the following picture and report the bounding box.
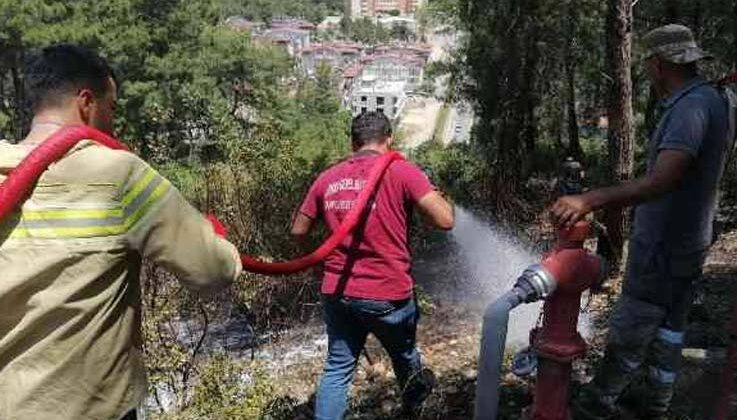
[398,98,444,149]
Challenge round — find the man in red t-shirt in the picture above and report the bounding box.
[292,112,454,419]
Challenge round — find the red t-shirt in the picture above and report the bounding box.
[299,153,435,300]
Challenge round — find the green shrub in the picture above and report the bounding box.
[151,355,281,420]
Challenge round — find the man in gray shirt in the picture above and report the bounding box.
[551,25,733,419]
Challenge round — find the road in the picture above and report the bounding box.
[442,102,473,145]
[397,28,473,149]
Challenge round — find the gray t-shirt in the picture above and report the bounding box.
[632,77,731,255]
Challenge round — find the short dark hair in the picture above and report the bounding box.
[351,111,392,147]
[24,44,117,112]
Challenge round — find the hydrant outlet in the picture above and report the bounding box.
[515,264,557,303]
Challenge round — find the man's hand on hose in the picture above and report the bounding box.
[550,193,596,228]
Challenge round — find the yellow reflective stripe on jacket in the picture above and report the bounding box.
[21,208,124,220]
[6,168,171,239]
[10,225,129,239]
[122,168,158,207]
[123,176,170,230]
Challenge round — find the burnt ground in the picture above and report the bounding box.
[569,231,737,420]
[259,231,737,420]
[669,232,737,420]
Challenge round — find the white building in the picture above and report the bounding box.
[345,0,427,19]
[301,42,363,77]
[224,16,263,32]
[377,16,418,33]
[361,54,425,89]
[256,27,312,56]
[318,16,343,32]
[349,75,407,120]
[340,43,430,120]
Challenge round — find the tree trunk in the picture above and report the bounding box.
[733,0,737,70]
[566,66,581,159]
[495,0,524,185]
[495,0,540,180]
[691,0,702,30]
[565,0,582,160]
[666,0,679,22]
[601,0,635,273]
[521,0,541,171]
[10,44,27,140]
[553,98,565,153]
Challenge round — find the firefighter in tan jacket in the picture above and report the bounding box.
[0,45,242,420]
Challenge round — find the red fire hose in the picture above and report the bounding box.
[0,125,129,221]
[240,149,402,275]
[0,125,403,275]
[719,72,737,86]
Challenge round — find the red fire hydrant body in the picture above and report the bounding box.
[524,221,604,420]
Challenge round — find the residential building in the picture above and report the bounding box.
[318,16,343,32]
[345,0,427,19]
[254,27,312,56]
[349,74,407,119]
[360,53,425,89]
[301,41,363,76]
[269,17,316,31]
[224,16,263,32]
[377,16,418,33]
[339,42,430,118]
[373,43,431,61]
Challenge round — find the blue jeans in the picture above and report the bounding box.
[315,296,423,420]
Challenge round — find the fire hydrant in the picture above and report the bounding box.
[523,221,604,420]
[474,221,605,420]
[475,158,605,420]
[523,156,603,419]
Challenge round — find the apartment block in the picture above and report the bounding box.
[346,0,426,19]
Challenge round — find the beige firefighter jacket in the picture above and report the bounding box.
[0,139,242,420]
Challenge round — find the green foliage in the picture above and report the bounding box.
[1,1,354,416]
[414,285,437,315]
[340,16,391,44]
[0,111,10,137]
[419,0,462,27]
[190,356,274,419]
[441,0,737,192]
[413,140,491,204]
[5,0,735,418]
[218,0,343,24]
[151,355,280,420]
[390,23,415,42]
